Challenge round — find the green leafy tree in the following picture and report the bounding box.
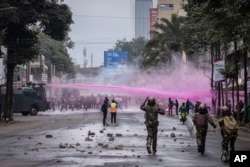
[141,14,185,69]
[0,0,73,121]
[38,33,75,82]
[113,37,147,66]
[183,0,250,121]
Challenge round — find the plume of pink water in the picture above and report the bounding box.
[48,83,211,101]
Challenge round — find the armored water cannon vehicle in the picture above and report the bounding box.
[0,82,48,116]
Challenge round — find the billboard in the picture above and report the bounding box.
[104,51,128,68]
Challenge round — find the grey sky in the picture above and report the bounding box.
[64,0,157,67]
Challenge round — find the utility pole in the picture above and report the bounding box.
[91,53,93,78]
[83,47,88,68]
[91,53,93,68]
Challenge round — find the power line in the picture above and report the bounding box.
[72,35,134,45]
[73,35,132,42]
[74,42,117,45]
[72,14,149,20]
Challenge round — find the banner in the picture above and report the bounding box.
[213,60,225,81]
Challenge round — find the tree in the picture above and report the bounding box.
[141,14,185,69]
[183,0,250,121]
[0,0,73,121]
[38,33,75,81]
[113,37,147,66]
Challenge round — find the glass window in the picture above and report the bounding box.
[159,4,173,10]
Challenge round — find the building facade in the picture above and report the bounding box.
[135,0,153,40]
[157,0,186,21]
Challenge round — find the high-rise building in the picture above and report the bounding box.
[135,0,153,40]
[157,0,186,21]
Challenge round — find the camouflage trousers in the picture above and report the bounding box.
[196,128,208,153]
[221,128,237,152]
[146,125,158,152]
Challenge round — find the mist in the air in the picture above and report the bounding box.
[50,52,212,105]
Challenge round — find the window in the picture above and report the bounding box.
[159,4,173,10]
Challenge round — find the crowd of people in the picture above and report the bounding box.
[47,94,132,112]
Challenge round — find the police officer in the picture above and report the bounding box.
[140,97,165,155]
[219,106,238,161]
[101,97,109,126]
[110,99,118,125]
[193,104,217,155]
[178,103,188,124]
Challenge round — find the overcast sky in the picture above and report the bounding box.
[64,0,157,67]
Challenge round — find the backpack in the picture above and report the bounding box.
[223,116,238,133]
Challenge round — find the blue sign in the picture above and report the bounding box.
[104,51,128,68]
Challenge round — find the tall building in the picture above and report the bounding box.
[135,0,153,40]
[157,0,186,21]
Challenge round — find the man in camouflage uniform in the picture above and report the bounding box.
[193,104,217,155]
[219,106,238,161]
[140,97,165,155]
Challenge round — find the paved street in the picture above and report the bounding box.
[0,108,250,167]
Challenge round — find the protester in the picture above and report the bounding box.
[174,99,179,116]
[168,98,174,116]
[140,97,165,155]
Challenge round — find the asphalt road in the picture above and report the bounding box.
[0,108,250,167]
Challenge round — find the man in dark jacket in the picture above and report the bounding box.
[193,104,217,155]
[140,97,165,155]
[101,97,109,126]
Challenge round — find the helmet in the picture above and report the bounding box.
[147,97,156,106]
[199,104,207,114]
[221,106,230,116]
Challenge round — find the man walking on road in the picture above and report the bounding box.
[219,106,238,161]
[140,97,165,155]
[193,104,217,155]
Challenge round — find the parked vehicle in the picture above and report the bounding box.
[0,83,48,116]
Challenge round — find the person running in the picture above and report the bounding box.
[140,97,165,155]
